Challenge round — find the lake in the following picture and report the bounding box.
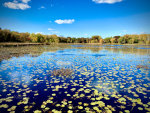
[0,44,150,113]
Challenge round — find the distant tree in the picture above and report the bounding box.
[103,37,112,43]
[90,40,98,43]
[91,35,102,43]
[1,28,150,44]
[29,33,38,42]
[10,31,20,42]
[118,37,128,44]
[36,33,46,43]
[138,34,148,44]
[51,35,59,43]
[80,38,87,43]
[85,38,90,43]
[111,36,120,43]
[18,32,30,42]
[59,37,67,43]
[71,38,76,43]
[146,34,150,44]
[99,39,103,44]
[67,37,72,43]
[75,38,82,43]
[110,38,116,43]
[0,29,11,42]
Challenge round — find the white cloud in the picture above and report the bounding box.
[55,19,75,24]
[39,6,45,9]
[22,0,30,3]
[48,28,55,31]
[4,0,31,10]
[92,0,123,4]
[48,28,59,34]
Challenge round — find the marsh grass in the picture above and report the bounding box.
[50,68,73,77]
[136,65,149,69]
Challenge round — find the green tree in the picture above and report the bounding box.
[67,37,72,43]
[0,29,11,42]
[91,35,102,43]
[30,33,38,42]
[36,33,46,43]
[10,31,20,42]
[51,35,59,43]
[118,37,127,44]
[104,37,112,43]
[111,36,120,43]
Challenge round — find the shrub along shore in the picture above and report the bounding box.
[0,28,150,45]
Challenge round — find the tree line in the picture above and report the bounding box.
[0,28,150,44]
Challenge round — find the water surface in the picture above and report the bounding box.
[0,44,150,113]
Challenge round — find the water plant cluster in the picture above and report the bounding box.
[50,68,73,77]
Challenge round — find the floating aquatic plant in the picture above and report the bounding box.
[136,65,149,69]
[50,68,73,77]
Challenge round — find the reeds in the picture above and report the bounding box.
[51,68,73,77]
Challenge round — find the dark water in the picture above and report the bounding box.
[0,44,150,113]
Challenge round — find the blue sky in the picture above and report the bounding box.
[0,0,150,38]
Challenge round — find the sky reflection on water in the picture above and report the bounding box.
[0,45,149,113]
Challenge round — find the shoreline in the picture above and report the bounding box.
[0,42,45,47]
[0,42,149,47]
